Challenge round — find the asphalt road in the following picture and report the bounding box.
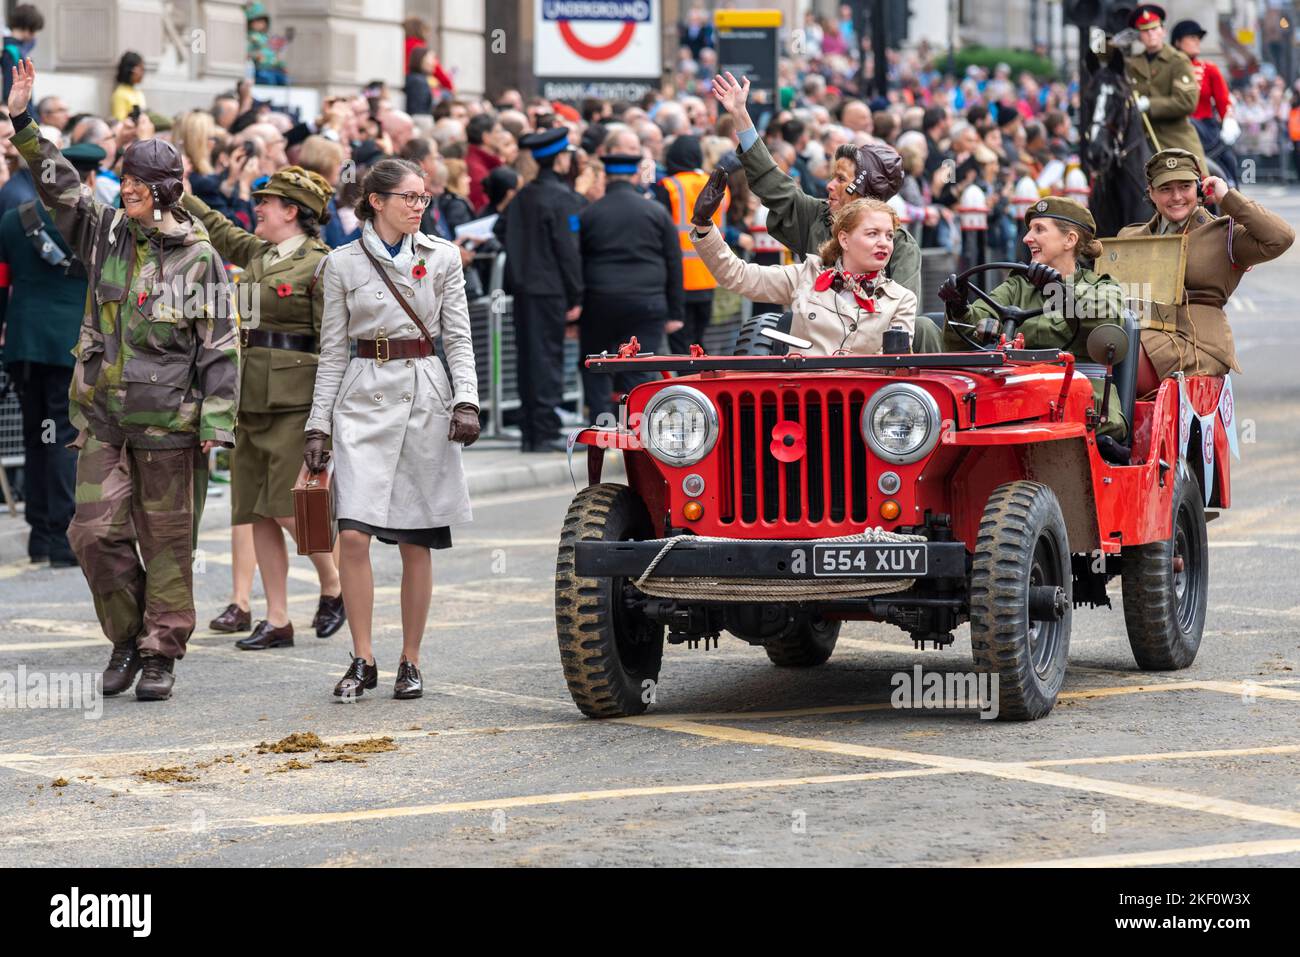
[2,188,1298,868]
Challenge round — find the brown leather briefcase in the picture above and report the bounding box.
[292,465,336,555]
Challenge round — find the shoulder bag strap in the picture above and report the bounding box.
[359,242,436,349]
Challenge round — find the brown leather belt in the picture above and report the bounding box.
[354,337,434,365]
[241,328,317,353]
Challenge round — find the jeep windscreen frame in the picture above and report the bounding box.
[582,349,1069,374]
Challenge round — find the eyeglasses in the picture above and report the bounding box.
[377,191,433,209]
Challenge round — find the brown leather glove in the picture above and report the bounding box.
[448,404,481,446]
[303,429,330,473]
[690,153,741,228]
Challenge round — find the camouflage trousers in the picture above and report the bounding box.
[67,435,198,659]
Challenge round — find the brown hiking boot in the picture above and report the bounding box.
[135,654,176,701]
[102,644,142,697]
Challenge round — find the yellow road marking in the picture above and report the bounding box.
[238,767,950,827]
[990,838,1300,868]
[1023,742,1300,767]
[642,719,1300,831]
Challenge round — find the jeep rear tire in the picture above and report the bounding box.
[764,617,840,667]
[1121,465,1207,670]
[969,481,1073,720]
[555,483,665,718]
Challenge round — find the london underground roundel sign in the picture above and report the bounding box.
[534,0,661,78]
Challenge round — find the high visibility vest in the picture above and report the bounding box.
[662,170,729,291]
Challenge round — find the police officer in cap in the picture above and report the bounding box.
[1124,4,1206,167]
[578,153,683,425]
[0,141,104,567]
[494,126,585,453]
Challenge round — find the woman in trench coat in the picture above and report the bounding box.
[304,158,481,700]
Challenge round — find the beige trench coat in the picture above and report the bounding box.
[692,226,917,355]
[306,227,479,529]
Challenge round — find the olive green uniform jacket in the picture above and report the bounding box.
[182,193,329,414]
[182,193,331,522]
[1117,190,1294,378]
[1125,44,1205,167]
[942,269,1129,440]
[737,133,922,300]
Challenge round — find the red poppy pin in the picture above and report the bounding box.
[412,258,427,281]
[771,421,806,463]
[813,269,834,292]
[136,291,148,307]
[275,283,293,298]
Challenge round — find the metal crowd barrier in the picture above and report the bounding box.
[0,366,24,514]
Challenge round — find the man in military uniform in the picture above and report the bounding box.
[7,59,238,701]
[1119,148,1294,386]
[494,126,585,453]
[182,166,346,648]
[0,142,103,567]
[1124,4,1205,167]
[579,153,683,425]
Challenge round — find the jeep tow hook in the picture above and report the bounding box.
[1028,585,1067,622]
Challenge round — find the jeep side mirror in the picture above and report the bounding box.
[1087,324,1129,366]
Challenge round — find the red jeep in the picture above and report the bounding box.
[555,263,1232,720]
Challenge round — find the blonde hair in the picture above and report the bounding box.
[699,135,732,173]
[443,158,470,197]
[818,198,899,264]
[175,110,216,176]
[1049,218,1104,261]
[298,134,345,183]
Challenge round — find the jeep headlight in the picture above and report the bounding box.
[862,384,942,464]
[641,385,718,467]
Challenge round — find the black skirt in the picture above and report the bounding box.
[337,519,452,549]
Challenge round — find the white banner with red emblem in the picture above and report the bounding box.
[1176,374,1239,505]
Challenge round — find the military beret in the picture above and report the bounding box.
[1145,148,1202,187]
[1025,196,1096,235]
[61,142,106,174]
[252,165,334,217]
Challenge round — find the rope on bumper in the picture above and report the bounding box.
[632,527,927,601]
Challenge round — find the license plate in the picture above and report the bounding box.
[810,544,928,577]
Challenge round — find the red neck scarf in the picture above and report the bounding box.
[813,266,882,312]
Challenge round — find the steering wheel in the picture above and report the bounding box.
[945,261,1077,352]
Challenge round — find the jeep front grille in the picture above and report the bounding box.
[715,386,870,527]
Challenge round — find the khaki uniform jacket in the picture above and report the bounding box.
[1125,44,1205,166]
[693,226,916,355]
[737,134,922,301]
[1118,190,1295,378]
[182,193,330,415]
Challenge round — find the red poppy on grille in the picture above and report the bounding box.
[770,420,806,463]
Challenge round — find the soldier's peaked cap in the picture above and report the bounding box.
[1129,4,1167,31]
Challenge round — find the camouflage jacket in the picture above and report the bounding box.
[13,123,238,449]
